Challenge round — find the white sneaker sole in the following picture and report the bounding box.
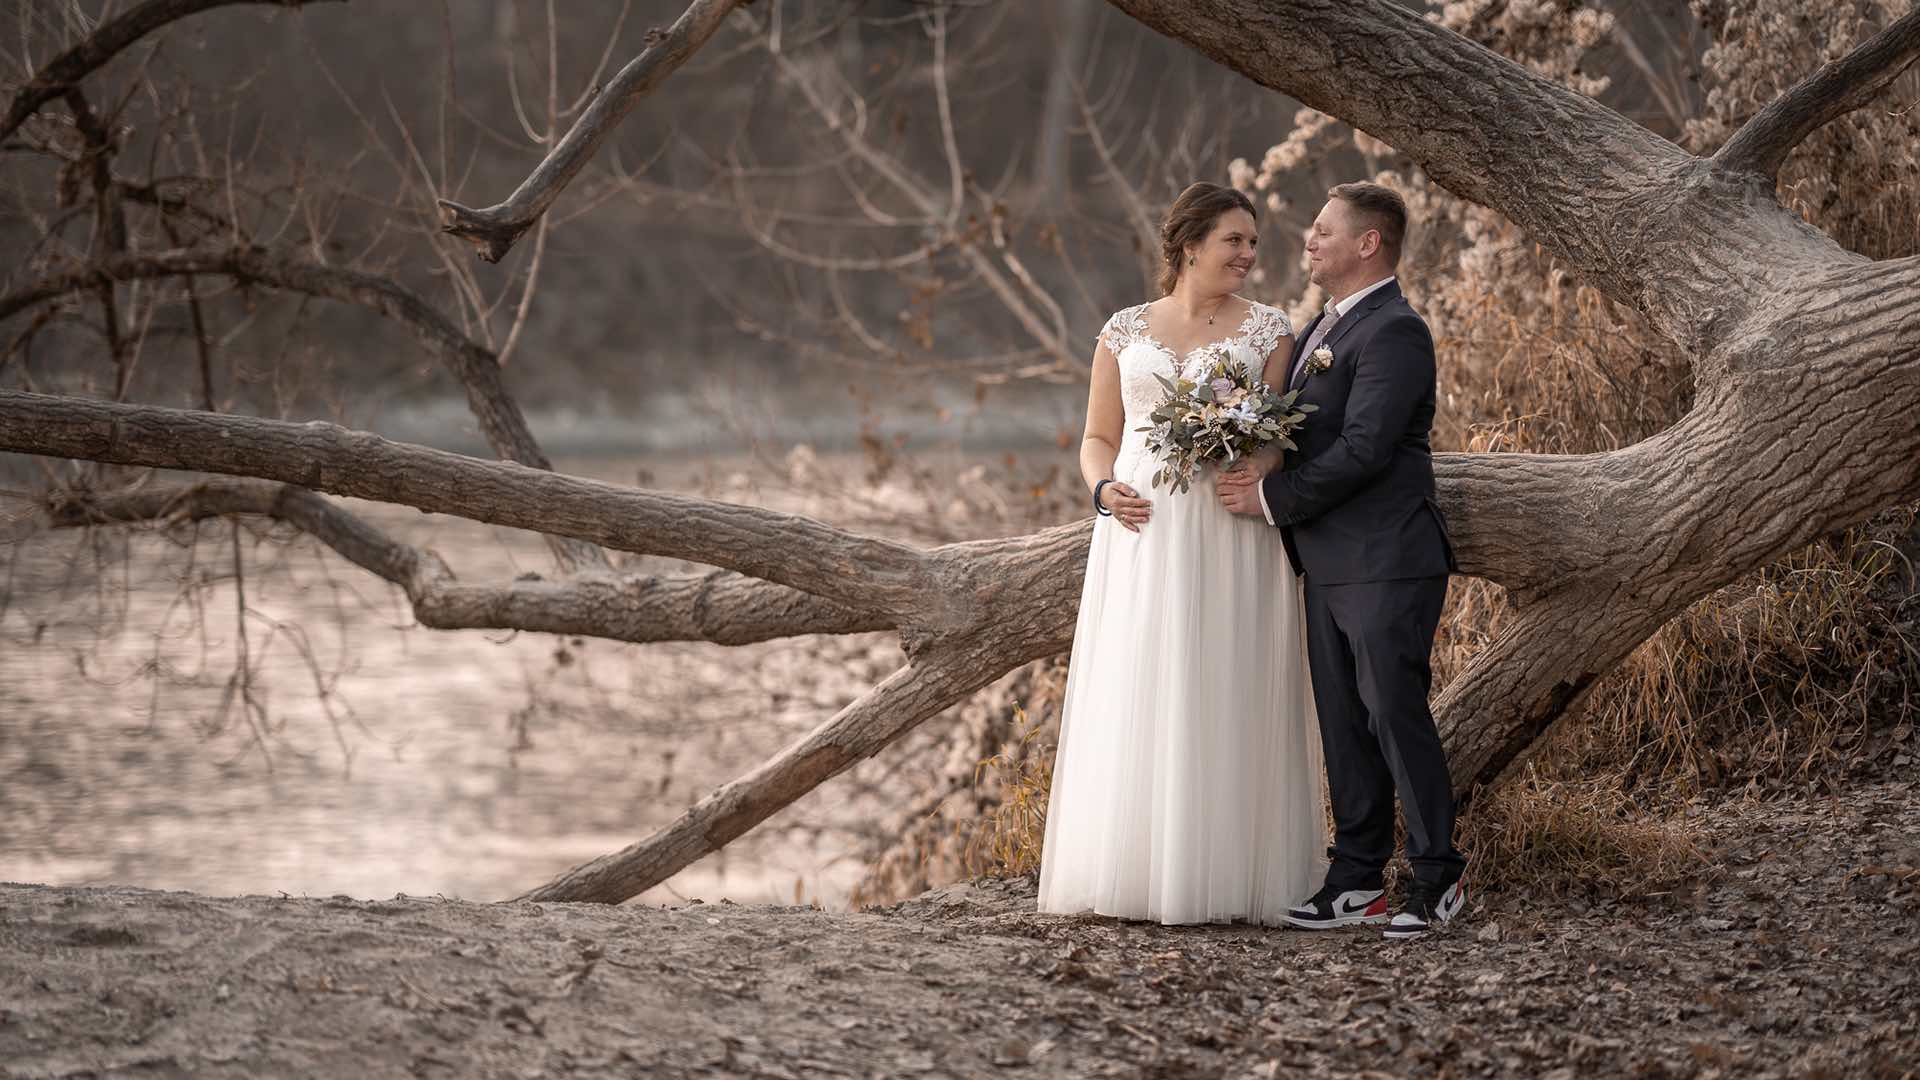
[1282,912,1390,930]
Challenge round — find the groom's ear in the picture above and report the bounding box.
[1358,228,1382,261]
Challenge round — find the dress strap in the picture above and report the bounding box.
[1097,303,1150,355]
[1243,303,1294,360]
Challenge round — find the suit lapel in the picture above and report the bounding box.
[1287,281,1402,391]
[1285,312,1328,391]
[1324,279,1402,352]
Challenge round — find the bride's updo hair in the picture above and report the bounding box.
[1158,182,1257,296]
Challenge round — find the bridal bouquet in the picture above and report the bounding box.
[1139,347,1314,493]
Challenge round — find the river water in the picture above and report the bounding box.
[0,445,1077,907]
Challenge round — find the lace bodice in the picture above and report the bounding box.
[1098,301,1294,422]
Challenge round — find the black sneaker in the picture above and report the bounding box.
[1282,883,1389,929]
[1383,876,1467,940]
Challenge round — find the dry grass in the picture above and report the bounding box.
[850,658,1069,905]
[959,704,1056,878]
[1456,767,1708,898]
[1451,507,1919,896]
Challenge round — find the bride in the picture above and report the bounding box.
[1037,182,1327,925]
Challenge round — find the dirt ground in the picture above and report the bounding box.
[4,778,1917,1080]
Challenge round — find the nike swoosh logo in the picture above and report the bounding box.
[1334,895,1374,916]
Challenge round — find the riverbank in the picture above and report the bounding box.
[4,777,1915,1079]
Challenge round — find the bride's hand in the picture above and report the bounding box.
[1100,481,1152,532]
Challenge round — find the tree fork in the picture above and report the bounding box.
[436,0,750,263]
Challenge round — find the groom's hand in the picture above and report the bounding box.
[1217,464,1265,517]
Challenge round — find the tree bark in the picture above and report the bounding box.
[1714,7,1920,179]
[45,479,887,646]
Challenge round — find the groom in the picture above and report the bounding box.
[1219,182,1466,940]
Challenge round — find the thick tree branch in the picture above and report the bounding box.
[1099,0,1848,353]
[0,390,935,630]
[1433,264,1920,791]
[1430,451,1600,598]
[437,0,747,263]
[0,246,609,572]
[1715,6,1920,179]
[16,253,1917,903]
[0,0,344,144]
[44,479,889,645]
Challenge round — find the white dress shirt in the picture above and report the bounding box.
[1258,276,1397,526]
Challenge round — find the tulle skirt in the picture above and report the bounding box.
[1038,451,1327,925]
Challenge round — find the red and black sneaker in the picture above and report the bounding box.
[1282,883,1390,929]
[1383,876,1467,940]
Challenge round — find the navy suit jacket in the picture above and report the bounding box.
[1260,280,1456,584]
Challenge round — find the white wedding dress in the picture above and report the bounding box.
[1037,301,1327,925]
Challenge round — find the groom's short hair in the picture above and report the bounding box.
[1328,182,1407,267]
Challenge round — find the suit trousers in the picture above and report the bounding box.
[1303,575,1466,889]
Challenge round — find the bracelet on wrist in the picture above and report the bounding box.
[1092,478,1115,517]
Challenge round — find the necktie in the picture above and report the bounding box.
[1289,298,1343,388]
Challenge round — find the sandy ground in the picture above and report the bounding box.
[4,778,1917,1080]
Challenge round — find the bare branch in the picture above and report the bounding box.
[513,510,1103,905]
[0,390,935,627]
[0,0,345,145]
[45,479,891,646]
[1714,6,1920,179]
[1074,75,1160,298]
[925,6,965,226]
[0,246,610,571]
[436,0,748,263]
[750,15,1081,371]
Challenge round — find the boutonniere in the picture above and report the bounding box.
[1303,345,1334,378]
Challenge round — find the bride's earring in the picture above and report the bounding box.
[1188,256,1195,266]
